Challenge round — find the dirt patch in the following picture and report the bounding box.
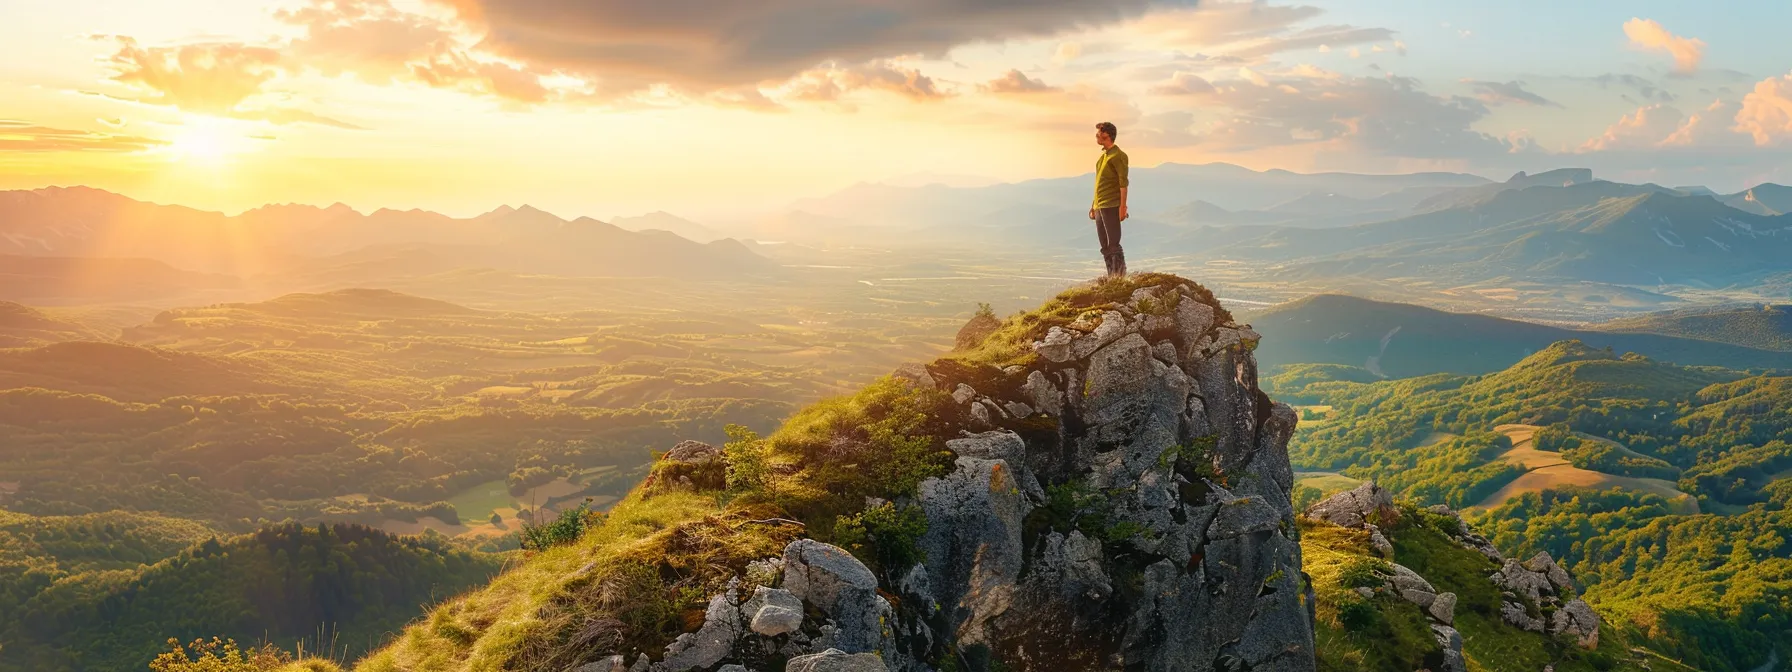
[1479,424,1698,514]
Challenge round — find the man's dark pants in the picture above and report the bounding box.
[1095,207,1126,276]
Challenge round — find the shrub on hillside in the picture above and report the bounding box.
[519,500,603,551]
[833,501,929,576]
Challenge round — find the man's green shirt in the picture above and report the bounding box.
[1093,145,1129,209]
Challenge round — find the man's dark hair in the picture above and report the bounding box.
[1096,121,1118,140]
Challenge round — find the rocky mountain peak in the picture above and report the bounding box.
[590,275,1316,671]
[359,274,1314,672]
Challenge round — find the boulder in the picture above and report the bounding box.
[750,605,802,637]
[744,586,805,637]
[662,440,721,464]
[952,384,977,405]
[1552,599,1601,649]
[781,540,888,652]
[1431,624,1467,672]
[1173,298,1216,348]
[891,363,936,389]
[1367,527,1394,559]
[1492,559,1555,602]
[1304,482,1398,529]
[1022,369,1064,417]
[1429,592,1457,625]
[1389,564,1435,594]
[573,655,627,672]
[660,588,744,670]
[1524,551,1575,594]
[785,649,887,672]
[1500,600,1546,633]
[970,401,993,426]
[1034,326,1076,362]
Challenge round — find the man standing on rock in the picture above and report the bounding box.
[1089,121,1130,278]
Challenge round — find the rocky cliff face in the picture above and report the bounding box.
[594,277,1317,671]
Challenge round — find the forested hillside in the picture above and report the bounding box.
[0,521,501,672]
[1280,341,1792,670]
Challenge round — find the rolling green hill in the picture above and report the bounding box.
[1599,302,1792,351]
[1279,340,1792,669]
[1247,293,1792,377]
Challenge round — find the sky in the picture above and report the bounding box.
[1,0,1789,220]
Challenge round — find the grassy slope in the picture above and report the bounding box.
[355,491,796,672]
[1302,507,1700,672]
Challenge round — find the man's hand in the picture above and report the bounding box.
[1119,205,1129,221]
[1088,207,1096,221]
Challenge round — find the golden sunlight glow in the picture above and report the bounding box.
[162,118,257,166]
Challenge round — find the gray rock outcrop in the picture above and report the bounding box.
[1492,551,1600,648]
[630,279,1315,671]
[1304,482,1397,529]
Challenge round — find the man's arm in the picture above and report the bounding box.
[1118,153,1130,220]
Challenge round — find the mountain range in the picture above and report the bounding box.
[1156,176,1792,289]
[0,187,773,294]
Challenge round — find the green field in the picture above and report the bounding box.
[447,480,516,522]
[1295,471,1364,498]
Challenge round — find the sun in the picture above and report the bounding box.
[164,118,254,165]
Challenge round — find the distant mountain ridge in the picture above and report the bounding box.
[1163,176,1792,288]
[0,187,771,281]
[782,161,1492,230]
[1247,293,1792,377]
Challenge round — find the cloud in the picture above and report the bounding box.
[410,52,552,102]
[275,0,460,79]
[983,70,1057,94]
[1128,1,1393,60]
[780,62,947,103]
[1623,18,1705,73]
[971,82,1143,137]
[1182,69,1513,159]
[1580,99,1751,152]
[429,0,1185,97]
[101,37,284,114]
[1463,80,1562,108]
[1587,73,1675,103]
[1148,72,1217,96]
[1053,42,1083,65]
[1579,104,1688,151]
[0,120,164,152]
[1734,72,1792,146]
[1130,110,1200,147]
